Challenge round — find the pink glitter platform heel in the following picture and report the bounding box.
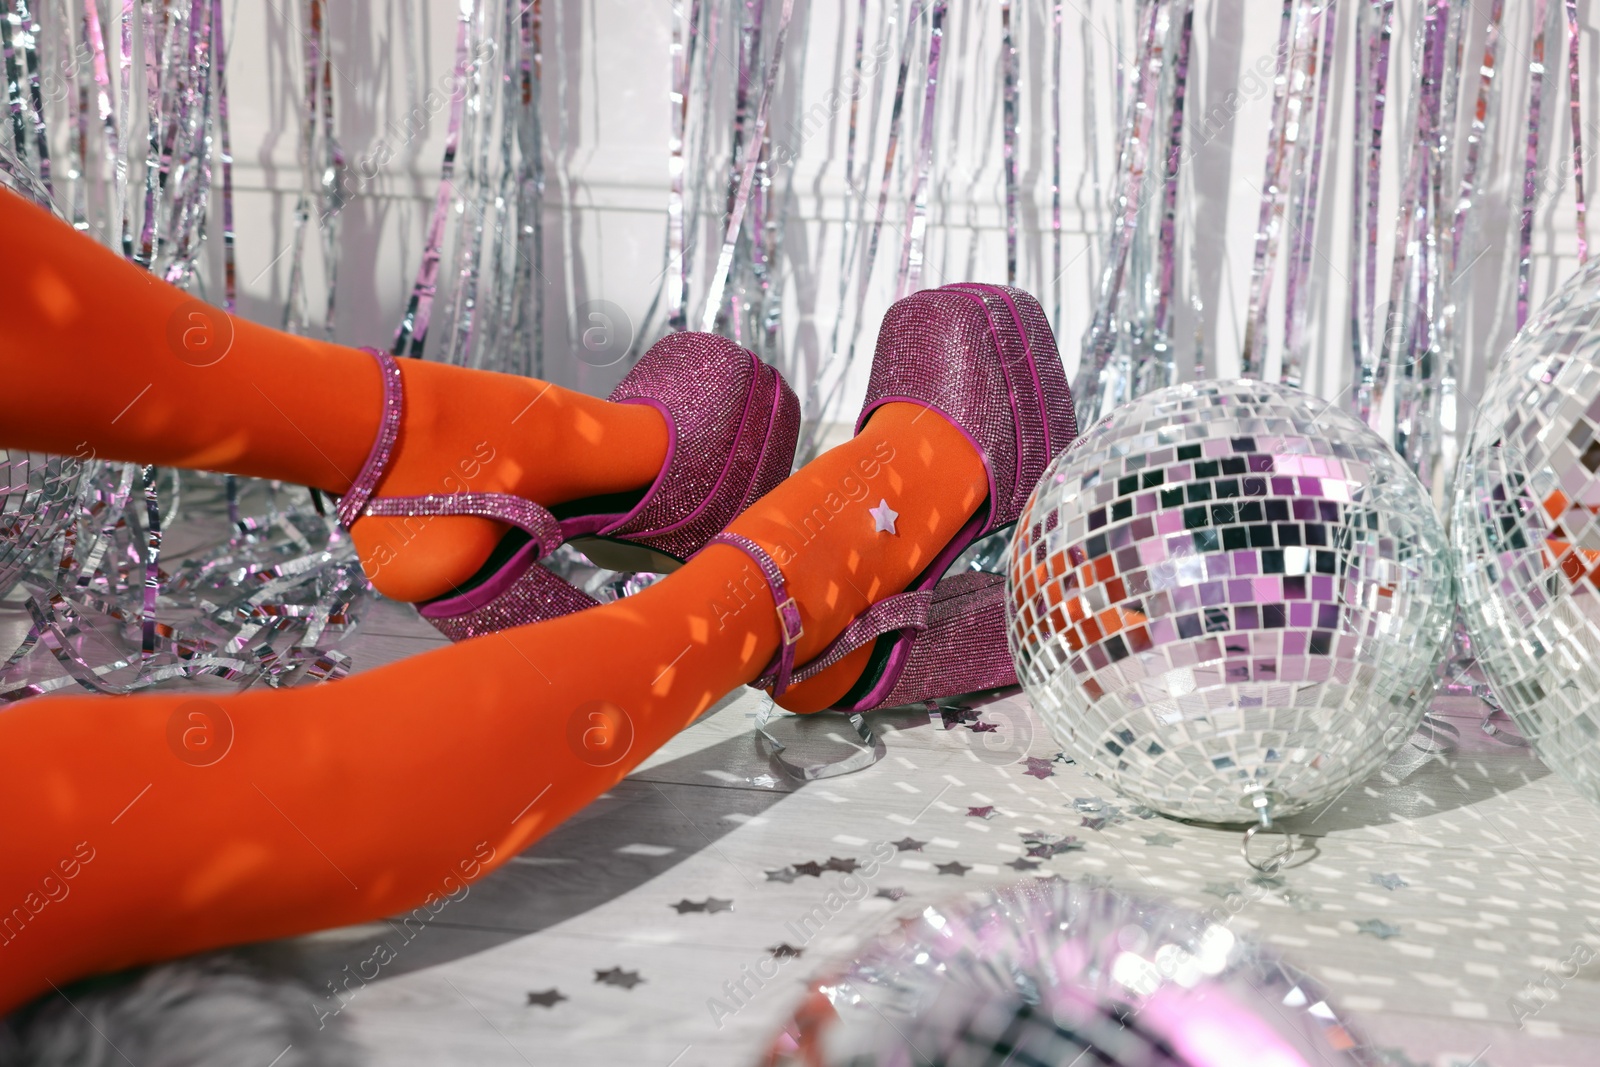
[338,333,800,641]
[707,283,1077,710]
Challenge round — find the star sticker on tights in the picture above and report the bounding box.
[870,498,899,534]
[1354,919,1402,940]
[526,988,567,1008]
[594,967,645,989]
[936,860,972,876]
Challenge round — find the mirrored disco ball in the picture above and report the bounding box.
[1454,257,1600,810]
[763,879,1374,1066]
[0,449,85,598]
[1006,380,1454,824]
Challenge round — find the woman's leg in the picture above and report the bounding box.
[0,189,669,601]
[0,402,986,1014]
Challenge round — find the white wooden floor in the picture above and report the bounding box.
[7,577,1600,1066]
[252,594,1600,1067]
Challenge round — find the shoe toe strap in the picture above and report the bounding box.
[361,492,566,559]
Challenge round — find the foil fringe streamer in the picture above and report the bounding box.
[1,2,367,699]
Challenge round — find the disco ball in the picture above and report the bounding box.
[0,449,85,597]
[763,879,1375,1066]
[1454,257,1600,810]
[1006,380,1454,825]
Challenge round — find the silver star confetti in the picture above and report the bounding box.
[1354,919,1402,940]
[595,967,645,989]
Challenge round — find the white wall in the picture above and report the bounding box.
[215,1,1593,431]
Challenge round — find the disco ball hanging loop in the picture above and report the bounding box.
[1006,380,1455,825]
[1454,257,1600,811]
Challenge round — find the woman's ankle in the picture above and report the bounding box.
[723,401,987,711]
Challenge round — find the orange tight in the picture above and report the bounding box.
[0,404,985,1015]
[0,191,990,1012]
[1,189,669,603]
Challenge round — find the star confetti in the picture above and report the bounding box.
[824,857,861,874]
[967,806,997,819]
[1248,873,1287,890]
[669,897,733,914]
[967,721,999,733]
[1022,757,1056,779]
[1073,797,1105,813]
[765,867,799,883]
[892,837,927,852]
[1354,919,1401,940]
[595,967,645,989]
[1370,872,1409,891]
[1143,832,1180,848]
[1080,815,1110,831]
[870,499,899,535]
[749,774,778,789]
[1007,857,1042,871]
[768,944,805,959]
[791,861,826,877]
[876,887,907,901]
[1025,837,1084,858]
[1203,882,1240,899]
[1282,889,1323,912]
[940,706,981,729]
[936,860,971,876]
[526,988,567,1008]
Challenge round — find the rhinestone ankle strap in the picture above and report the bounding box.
[702,532,804,697]
[337,347,404,528]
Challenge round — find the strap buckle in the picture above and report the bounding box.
[775,596,803,646]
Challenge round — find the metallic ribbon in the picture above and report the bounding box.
[1564,0,1586,264]
[895,0,945,299]
[392,0,473,357]
[1000,0,1017,286]
[1350,0,1393,422]
[1239,0,1307,377]
[700,0,796,332]
[1515,0,1550,332]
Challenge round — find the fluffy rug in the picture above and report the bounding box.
[0,957,362,1067]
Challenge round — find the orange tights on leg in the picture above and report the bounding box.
[0,189,669,602]
[0,402,986,1014]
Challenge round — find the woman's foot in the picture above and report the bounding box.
[341,334,800,628]
[344,357,669,603]
[713,283,1077,714]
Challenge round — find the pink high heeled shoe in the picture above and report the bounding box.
[707,283,1077,710]
[338,333,800,640]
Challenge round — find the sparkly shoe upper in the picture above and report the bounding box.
[594,332,801,562]
[857,283,1077,537]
